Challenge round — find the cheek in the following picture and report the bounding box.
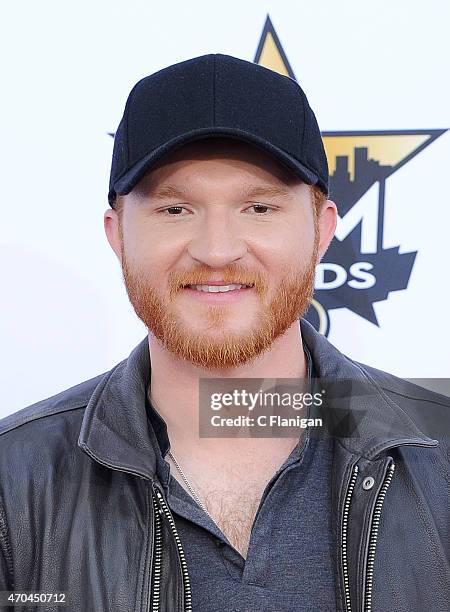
[258,225,315,265]
[125,239,185,283]
[121,217,165,266]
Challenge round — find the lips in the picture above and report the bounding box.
[190,287,250,295]
[182,283,254,287]
[180,285,254,301]
[183,280,253,286]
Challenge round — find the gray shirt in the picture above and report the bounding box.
[145,346,336,611]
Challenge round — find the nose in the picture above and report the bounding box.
[186,208,248,268]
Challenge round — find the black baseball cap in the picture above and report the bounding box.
[108,53,329,207]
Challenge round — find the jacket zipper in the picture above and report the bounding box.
[362,461,395,612]
[340,460,396,612]
[151,484,193,612]
[148,492,163,612]
[341,463,359,612]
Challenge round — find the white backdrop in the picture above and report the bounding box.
[1,0,449,417]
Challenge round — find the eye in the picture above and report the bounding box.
[245,203,275,214]
[160,206,189,215]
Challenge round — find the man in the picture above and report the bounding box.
[0,54,449,612]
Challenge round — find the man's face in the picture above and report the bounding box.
[110,138,325,370]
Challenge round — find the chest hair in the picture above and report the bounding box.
[173,470,268,559]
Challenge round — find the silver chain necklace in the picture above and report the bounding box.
[167,450,216,523]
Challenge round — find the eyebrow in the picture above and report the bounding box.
[148,184,293,201]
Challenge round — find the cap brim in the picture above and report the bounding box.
[109,127,319,205]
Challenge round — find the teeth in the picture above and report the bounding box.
[187,284,252,293]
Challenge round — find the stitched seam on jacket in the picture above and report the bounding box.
[0,403,87,437]
[0,497,14,590]
[380,387,450,408]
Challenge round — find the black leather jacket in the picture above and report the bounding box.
[1,318,449,611]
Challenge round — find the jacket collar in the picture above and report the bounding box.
[78,336,157,481]
[299,318,438,459]
[78,318,437,479]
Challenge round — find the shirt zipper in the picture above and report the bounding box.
[150,483,193,612]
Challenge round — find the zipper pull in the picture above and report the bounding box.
[152,483,165,516]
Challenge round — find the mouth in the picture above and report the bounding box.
[180,283,255,303]
[182,283,255,293]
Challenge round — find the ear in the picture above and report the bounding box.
[317,199,337,261]
[104,208,123,264]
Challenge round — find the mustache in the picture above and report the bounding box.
[169,269,266,288]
